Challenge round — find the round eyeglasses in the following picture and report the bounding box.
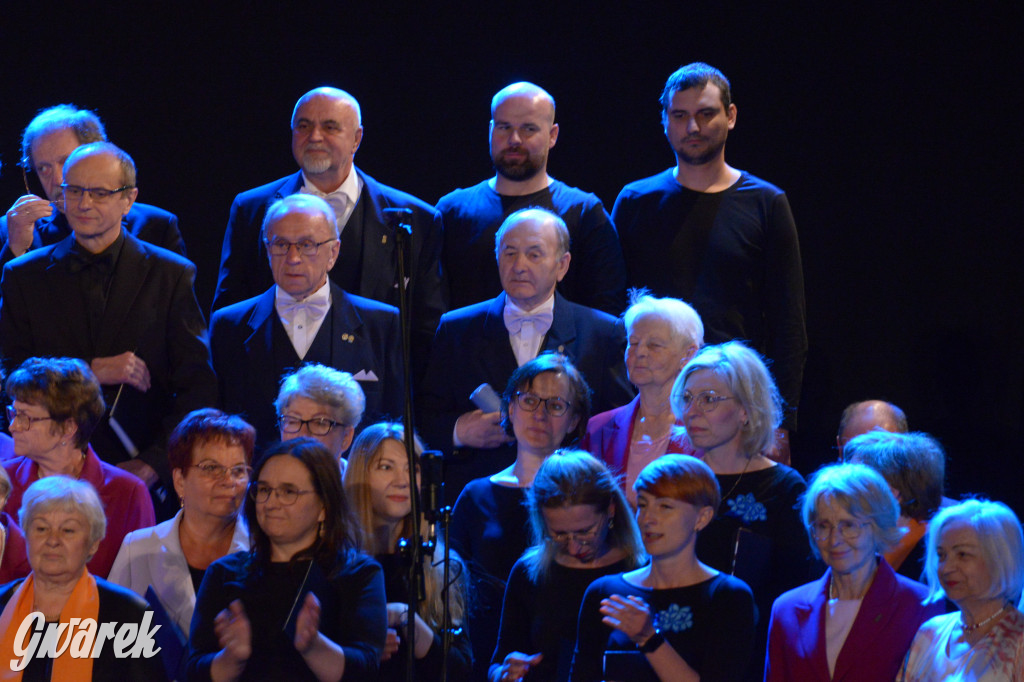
[676,390,736,414]
[547,518,606,546]
[5,405,54,429]
[514,391,571,417]
[811,519,871,542]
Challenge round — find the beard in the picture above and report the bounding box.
[493,149,544,181]
[675,134,727,166]
[299,149,333,175]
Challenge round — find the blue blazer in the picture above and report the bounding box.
[0,201,186,266]
[765,557,944,681]
[417,291,634,498]
[210,281,404,446]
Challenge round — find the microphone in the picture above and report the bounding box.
[383,207,413,236]
[420,450,443,531]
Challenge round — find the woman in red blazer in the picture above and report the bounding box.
[764,463,944,681]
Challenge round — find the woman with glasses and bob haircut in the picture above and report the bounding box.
[451,352,593,682]
[2,356,154,579]
[898,499,1024,681]
[276,363,367,472]
[185,438,386,681]
[491,449,645,682]
[671,340,807,680]
[572,454,755,682]
[765,463,942,681]
[343,421,472,681]
[109,408,255,643]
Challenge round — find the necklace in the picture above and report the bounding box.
[962,603,1008,632]
[718,455,754,502]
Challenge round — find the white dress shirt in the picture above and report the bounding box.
[275,281,331,359]
[503,294,555,367]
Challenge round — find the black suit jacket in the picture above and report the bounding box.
[0,201,186,266]
[210,282,404,446]
[417,291,634,498]
[212,169,445,375]
[0,231,218,487]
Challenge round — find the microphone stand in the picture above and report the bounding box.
[384,207,425,682]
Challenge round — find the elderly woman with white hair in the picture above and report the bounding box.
[276,363,366,472]
[765,463,943,681]
[0,477,167,680]
[582,291,702,504]
[898,499,1024,681]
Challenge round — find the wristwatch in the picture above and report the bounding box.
[638,628,664,653]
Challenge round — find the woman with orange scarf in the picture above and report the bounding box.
[0,476,166,681]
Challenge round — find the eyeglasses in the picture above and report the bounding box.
[811,519,871,542]
[248,482,317,505]
[264,237,337,257]
[191,462,253,482]
[547,518,607,546]
[278,414,345,437]
[514,391,572,417]
[677,390,736,414]
[60,183,134,202]
[5,405,54,428]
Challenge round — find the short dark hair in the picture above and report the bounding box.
[5,357,105,451]
[660,62,732,113]
[21,104,106,170]
[167,408,256,473]
[843,430,945,522]
[500,352,592,445]
[245,438,359,573]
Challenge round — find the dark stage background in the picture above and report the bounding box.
[1,4,1020,514]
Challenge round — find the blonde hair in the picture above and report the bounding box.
[344,422,466,628]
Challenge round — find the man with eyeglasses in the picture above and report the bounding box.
[0,104,185,267]
[0,141,217,520]
[418,207,633,500]
[212,86,444,379]
[211,193,401,449]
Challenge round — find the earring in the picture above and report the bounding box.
[608,518,615,529]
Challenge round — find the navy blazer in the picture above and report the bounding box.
[0,231,217,488]
[0,201,186,266]
[212,169,445,374]
[210,281,404,446]
[765,558,943,682]
[418,291,634,498]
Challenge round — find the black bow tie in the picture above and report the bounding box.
[68,250,116,275]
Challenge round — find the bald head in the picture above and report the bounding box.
[837,400,908,456]
[291,87,363,193]
[491,82,555,124]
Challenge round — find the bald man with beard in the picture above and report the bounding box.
[436,82,626,315]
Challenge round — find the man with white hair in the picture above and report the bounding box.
[211,193,402,447]
[213,86,444,374]
[437,82,626,314]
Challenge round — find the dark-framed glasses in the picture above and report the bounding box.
[278,414,345,437]
[60,183,134,202]
[811,519,871,542]
[5,405,54,428]
[264,237,338,257]
[514,391,571,417]
[677,390,736,414]
[191,462,253,481]
[248,482,316,505]
[548,518,606,546]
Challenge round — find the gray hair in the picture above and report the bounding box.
[843,430,945,522]
[494,207,570,257]
[801,463,904,560]
[262,193,339,240]
[623,288,704,349]
[276,363,366,429]
[20,476,107,549]
[21,104,106,169]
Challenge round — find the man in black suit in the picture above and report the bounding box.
[0,104,185,266]
[213,86,444,375]
[0,142,217,517]
[418,207,634,500]
[211,193,403,446]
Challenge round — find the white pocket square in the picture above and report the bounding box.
[353,370,379,382]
